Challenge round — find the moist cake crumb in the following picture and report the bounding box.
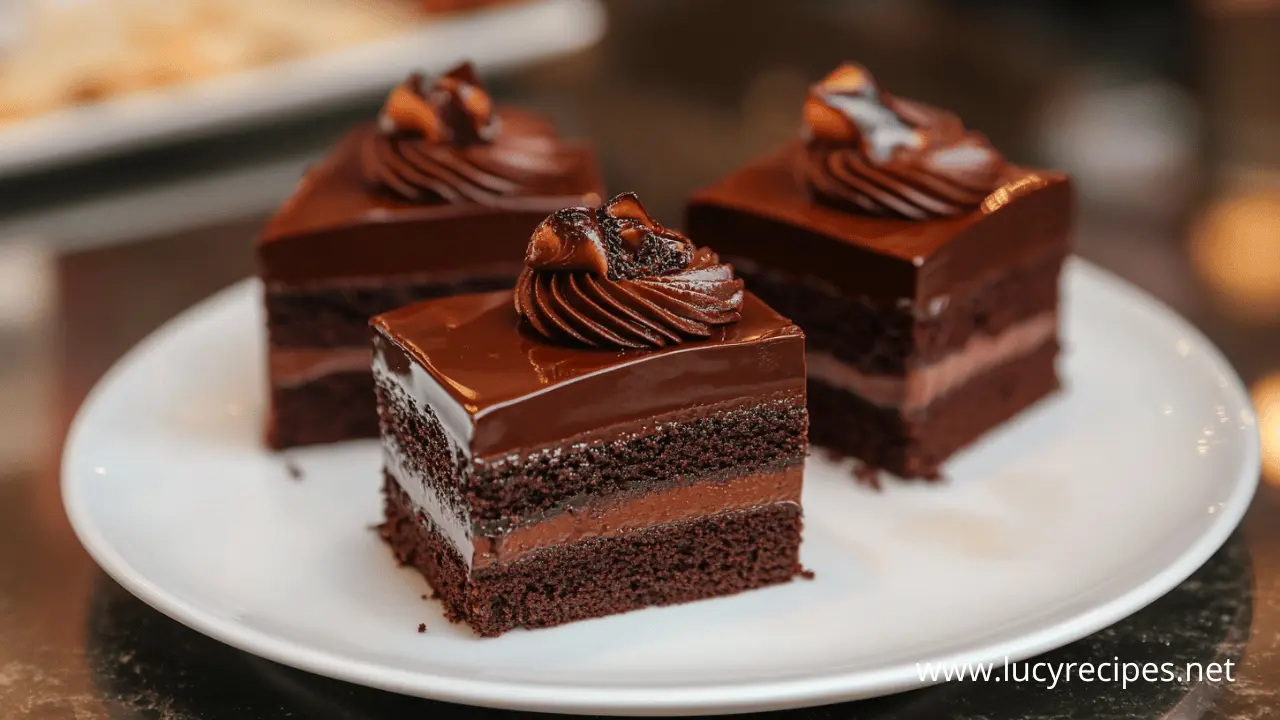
[417,623,427,633]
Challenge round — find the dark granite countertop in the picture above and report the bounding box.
[3,1,1280,718]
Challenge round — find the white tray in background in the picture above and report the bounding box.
[0,0,605,178]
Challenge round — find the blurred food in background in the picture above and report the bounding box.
[0,0,515,124]
[419,0,513,11]
[1191,190,1280,323]
[0,241,52,477]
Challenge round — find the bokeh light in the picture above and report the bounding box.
[1191,190,1280,323]
[1251,372,1280,483]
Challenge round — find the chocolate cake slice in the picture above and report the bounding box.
[372,193,807,636]
[686,64,1073,479]
[257,62,603,448]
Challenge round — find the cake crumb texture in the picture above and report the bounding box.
[380,474,802,637]
[809,342,1059,478]
[267,371,378,449]
[376,374,807,525]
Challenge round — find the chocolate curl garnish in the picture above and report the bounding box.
[362,63,585,206]
[804,64,923,159]
[525,207,610,276]
[801,63,1008,220]
[525,192,693,281]
[601,192,659,252]
[377,62,496,146]
[516,193,743,349]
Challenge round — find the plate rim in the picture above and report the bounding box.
[61,258,1261,715]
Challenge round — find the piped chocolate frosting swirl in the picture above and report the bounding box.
[362,62,580,205]
[802,64,1007,220]
[515,193,744,349]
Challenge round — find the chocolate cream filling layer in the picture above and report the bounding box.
[471,466,802,569]
[383,430,802,570]
[269,346,373,387]
[807,310,1057,413]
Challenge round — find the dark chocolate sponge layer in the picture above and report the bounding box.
[375,375,471,525]
[380,474,803,637]
[733,253,1064,375]
[375,374,807,528]
[809,341,1060,479]
[267,371,379,449]
[266,272,519,348]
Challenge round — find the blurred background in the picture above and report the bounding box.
[1,0,1279,716]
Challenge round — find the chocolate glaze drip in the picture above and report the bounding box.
[515,193,744,349]
[362,62,580,205]
[802,64,1007,220]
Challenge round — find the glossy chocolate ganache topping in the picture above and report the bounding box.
[362,62,578,204]
[515,193,744,349]
[802,63,1008,220]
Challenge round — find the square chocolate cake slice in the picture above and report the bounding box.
[257,63,603,448]
[373,193,807,636]
[686,64,1073,479]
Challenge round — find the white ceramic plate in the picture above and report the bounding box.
[0,0,605,178]
[62,259,1259,715]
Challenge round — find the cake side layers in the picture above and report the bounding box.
[267,371,379,449]
[809,341,1059,478]
[269,346,373,388]
[263,274,520,449]
[716,239,1061,476]
[732,253,1064,375]
[806,310,1057,414]
[381,474,803,637]
[372,291,807,458]
[373,366,472,552]
[374,365,807,553]
[470,466,800,568]
[383,452,802,569]
[265,270,521,348]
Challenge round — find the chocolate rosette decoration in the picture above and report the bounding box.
[802,64,1008,220]
[362,62,577,205]
[515,193,744,349]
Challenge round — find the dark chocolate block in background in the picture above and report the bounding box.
[257,115,604,449]
[688,147,1073,478]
